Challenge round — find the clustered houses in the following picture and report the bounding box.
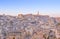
[0,14,60,39]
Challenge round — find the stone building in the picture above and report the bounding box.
[0,14,60,39]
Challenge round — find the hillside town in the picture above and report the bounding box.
[0,13,60,39]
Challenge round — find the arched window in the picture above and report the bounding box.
[13,37,15,39]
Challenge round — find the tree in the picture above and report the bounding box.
[47,30,56,39]
[43,34,48,39]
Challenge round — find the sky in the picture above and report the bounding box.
[0,0,60,17]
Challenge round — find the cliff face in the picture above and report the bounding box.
[0,14,60,39]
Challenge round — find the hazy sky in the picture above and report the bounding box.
[0,0,60,17]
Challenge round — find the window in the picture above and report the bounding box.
[3,38,6,39]
[13,37,15,39]
[31,21,36,24]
